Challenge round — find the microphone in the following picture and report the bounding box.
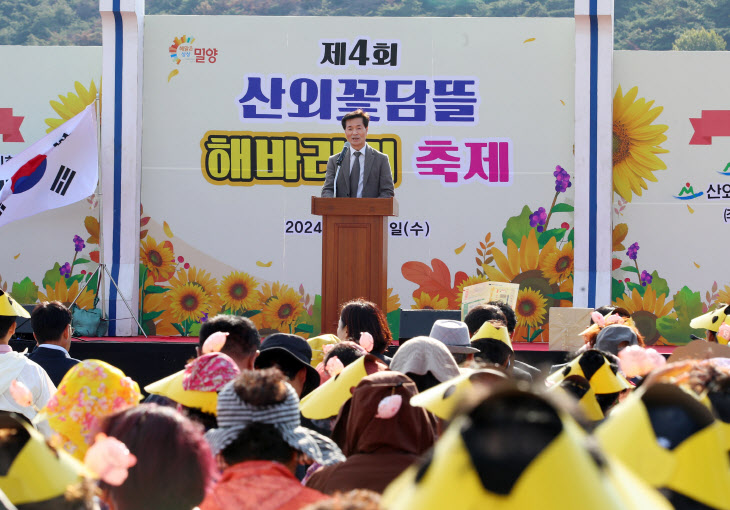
[333,142,350,197]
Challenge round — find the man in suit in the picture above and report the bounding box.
[321,109,395,198]
[28,301,79,386]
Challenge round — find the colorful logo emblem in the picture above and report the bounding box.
[674,181,703,200]
[719,162,730,176]
[169,35,195,65]
[0,154,47,203]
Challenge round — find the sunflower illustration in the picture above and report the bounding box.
[262,287,304,329]
[167,282,211,324]
[140,237,176,282]
[169,266,222,312]
[412,292,450,310]
[456,275,488,304]
[515,287,548,329]
[45,80,98,133]
[220,271,259,312]
[386,288,401,314]
[613,85,669,202]
[258,281,291,305]
[614,285,673,345]
[539,241,574,285]
[38,279,96,310]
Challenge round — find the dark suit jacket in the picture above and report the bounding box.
[27,345,80,386]
[321,144,395,198]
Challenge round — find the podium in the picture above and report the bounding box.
[312,197,399,334]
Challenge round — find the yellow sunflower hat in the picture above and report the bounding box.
[307,334,340,367]
[0,412,87,506]
[383,388,670,510]
[546,349,631,394]
[471,322,512,351]
[410,369,509,421]
[0,290,29,318]
[596,383,730,510]
[300,354,385,420]
[690,304,730,340]
[548,375,604,422]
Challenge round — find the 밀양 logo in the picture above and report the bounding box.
[168,35,218,81]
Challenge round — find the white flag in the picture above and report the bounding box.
[0,103,99,227]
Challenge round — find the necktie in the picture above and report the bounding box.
[350,151,361,197]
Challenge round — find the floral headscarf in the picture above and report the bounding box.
[41,359,141,459]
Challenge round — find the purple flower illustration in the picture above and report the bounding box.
[554,165,572,193]
[529,207,548,233]
[73,235,85,253]
[626,242,640,261]
[640,270,652,287]
[59,262,72,278]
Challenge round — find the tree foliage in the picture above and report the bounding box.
[1,0,729,50]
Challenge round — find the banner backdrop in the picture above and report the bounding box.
[140,16,576,340]
[611,51,730,346]
[0,46,101,312]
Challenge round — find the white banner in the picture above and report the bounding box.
[0,103,98,228]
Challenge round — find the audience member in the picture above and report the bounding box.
[428,319,478,365]
[463,304,506,337]
[199,315,260,370]
[201,369,343,510]
[28,301,80,386]
[306,372,435,494]
[255,334,320,397]
[337,300,393,364]
[389,336,460,392]
[301,490,380,510]
[318,341,366,385]
[0,291,55,427]
[99,404,216,510]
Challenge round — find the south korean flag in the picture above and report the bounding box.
[0,103,98,227]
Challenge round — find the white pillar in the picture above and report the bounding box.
[573,0,613,308]
[99,0,144,336]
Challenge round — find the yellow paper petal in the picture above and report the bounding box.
[687,204,694,214]
[256,261,272,267]
[14,254,20,259]
[454,243,466,254]
[523,37,536,43]
[163,221,174,238]
[560,99,566,105]
[167,69,179,82]
[694,262,700,268]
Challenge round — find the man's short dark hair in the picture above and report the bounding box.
[341,109,370,130]
[199,314,260,358]
[487,301,517,335]
[0,316,16,339]
[471,338,512,367]
[31,301,72,343]
[323,341,364,368]
[463,305,507,337]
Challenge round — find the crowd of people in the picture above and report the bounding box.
[0,288,729,510]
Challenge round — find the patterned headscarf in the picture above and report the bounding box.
[41,359,141,460]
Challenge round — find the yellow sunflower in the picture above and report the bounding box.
[483,230,555,283]
[514,287,548,329]
[38,279,96,310]
[220,271,259,312]
[412,292,450,310]
[45,80,98,133]
[387,288,400,314]
[613,85,669,202]
[539,241,574,285]
[169,266,222,313]
[167,282,211,324]
[456,275,488,304]
[261,287,304,329]
[140,236,176,282]
[614,285,674,345]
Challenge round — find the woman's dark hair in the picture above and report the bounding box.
[472,339,512,368]
[406,371,442,393]
[99,404,215,510]
[323,341,365,367]
[0,316,16,339]
[339,299,392,354]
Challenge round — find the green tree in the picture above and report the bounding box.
[672,27,727,50]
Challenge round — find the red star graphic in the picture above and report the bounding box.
[0,109,24,143]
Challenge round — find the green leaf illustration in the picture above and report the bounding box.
[626,282,647,297]
[502,206,533,247]
[42,263,64,290]
[612,278,626,303]
[538,228,566,248]
[650,271,670,298]
[550,203,574,213]
[656,286,704,345]
[11,277,38,304]
[620,266,639,274]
